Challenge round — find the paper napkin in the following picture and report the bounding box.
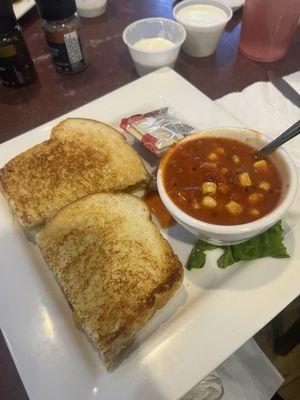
[216,72,300,166]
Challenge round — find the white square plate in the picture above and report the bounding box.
[0,68,299,400]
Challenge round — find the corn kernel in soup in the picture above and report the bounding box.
[162,137,282,225]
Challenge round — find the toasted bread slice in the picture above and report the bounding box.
[36,192,183,369]
[0,118,150,234]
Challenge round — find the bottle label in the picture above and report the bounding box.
[0,44,17,58]
[45,30,86,73]
[64,31,83,64]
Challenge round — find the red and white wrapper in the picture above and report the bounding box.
[120,107,194,157]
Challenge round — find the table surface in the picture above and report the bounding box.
[0,0,299,398]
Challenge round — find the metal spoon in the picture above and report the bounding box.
[258,119,300,157]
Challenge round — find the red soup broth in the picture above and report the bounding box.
[162,137,282,225]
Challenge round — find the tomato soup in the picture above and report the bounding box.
[143,190,175,228]
[162,137,282,225]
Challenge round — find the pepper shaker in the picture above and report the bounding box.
[36,0,88,74]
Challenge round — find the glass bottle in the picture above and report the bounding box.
[0,0,37,87]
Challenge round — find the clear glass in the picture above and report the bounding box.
[239,0,300,62]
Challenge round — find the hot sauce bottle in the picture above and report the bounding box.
[0,0,37,87]
[36,0,88,74]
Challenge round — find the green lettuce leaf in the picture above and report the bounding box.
[186,240,218,270]
[187,221,289,270]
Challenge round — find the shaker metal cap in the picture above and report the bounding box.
[36,0,77,21]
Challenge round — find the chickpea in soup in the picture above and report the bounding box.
[162,137,282,225]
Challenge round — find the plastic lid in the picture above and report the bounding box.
[0,0,17,34]
[36,0,77,21]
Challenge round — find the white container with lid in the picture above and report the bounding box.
[173,0,232,57]
[122,17,186,76]
[75,0,107,18]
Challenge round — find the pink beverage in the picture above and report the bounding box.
[239,0,300,62]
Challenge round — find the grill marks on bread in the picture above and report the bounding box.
[0,118,150,232]
[36,193,183,369]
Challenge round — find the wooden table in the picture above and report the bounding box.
[0,1,299,398]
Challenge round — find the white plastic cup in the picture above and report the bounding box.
[76,0,107,18]
[122,18,186,76]
[173,0,232,57]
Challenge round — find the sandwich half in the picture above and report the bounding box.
[36,192,183,370]
[0,118,150,235]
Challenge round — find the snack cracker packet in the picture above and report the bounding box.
[120,107,195,156]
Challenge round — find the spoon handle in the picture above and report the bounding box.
[259,120,300,157]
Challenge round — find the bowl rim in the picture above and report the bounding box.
[173,0,233,31]
[122,17,187,54]
[157,127,298,235]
